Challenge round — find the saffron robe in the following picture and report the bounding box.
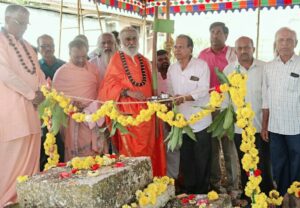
[53,62,106,161]
[0,32,45,206]
[99,51,166,176]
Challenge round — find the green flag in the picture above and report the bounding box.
[153,19,174,33]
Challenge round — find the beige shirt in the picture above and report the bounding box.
[224,59,265,134]
[0,32,45,141]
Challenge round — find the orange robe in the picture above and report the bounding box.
[99,51,166,176]
[0,32,45,206]
[53,62,105,161]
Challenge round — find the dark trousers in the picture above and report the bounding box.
[269,132,300,196]
[234,133,274,200]
[40,127,65,171]
[180,128,211,194]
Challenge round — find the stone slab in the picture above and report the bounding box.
[17,157,153,208]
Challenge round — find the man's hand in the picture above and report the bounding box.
[127,90,146,101]
[174,95,185,105]
[32,90,45,109]
[261,129,269,142]
[72,101,86,111]
[261,109,270,142]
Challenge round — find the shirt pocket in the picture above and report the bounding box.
[287,76,299,92]
[186,79,199,91]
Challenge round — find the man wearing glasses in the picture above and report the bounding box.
[37,34,65,80]
[167,34,212,194]
[0,4,45,206]
[37,34,65,171]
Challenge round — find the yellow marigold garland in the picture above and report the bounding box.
[38,72,297,207]
[228,71,264,206]
[287,181,300,198]
[122,176,174,208]
[267,190,284,206]
[70,154,116,170]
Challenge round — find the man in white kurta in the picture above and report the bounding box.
[167,35,212,194]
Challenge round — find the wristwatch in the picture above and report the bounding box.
[121,88,129,97]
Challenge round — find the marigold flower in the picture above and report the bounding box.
[207,191,219,201]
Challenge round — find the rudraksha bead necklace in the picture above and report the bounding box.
[119,51,146,87]
[1,27,36,75]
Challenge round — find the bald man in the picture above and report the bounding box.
[224,36,274,205]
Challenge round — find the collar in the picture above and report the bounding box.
[40,57,57,65]
[275,54,296,63]
[233,58,258,71]
[208,45,228,54]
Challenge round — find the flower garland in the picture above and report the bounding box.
[227,71,264,206]
[122,176,174,208]
[287,181,300,198]
[267,190,284,206]
[38,71,297,206]
[70,154,118,170]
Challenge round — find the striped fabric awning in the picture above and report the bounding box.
[93,0,300,15]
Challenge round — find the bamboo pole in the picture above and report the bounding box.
[152,6,159,139]
[77,0,81,34]
[142,1,147,56]
[255,0,261,59]
[58,0,63,58]
[166,0,171,50]
[94,0,103,33]
[152,6,158,97]
[79,0,85,34]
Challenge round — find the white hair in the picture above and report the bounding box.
[97,32,117,51]
[5,4,29,18]
[275,27,298,43]
[119,26,139,45]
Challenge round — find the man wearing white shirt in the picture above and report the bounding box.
[262,27,300,196]
[224,36,274,204]
[167,34,212,194]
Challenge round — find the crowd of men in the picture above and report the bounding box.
[0,4,299,208]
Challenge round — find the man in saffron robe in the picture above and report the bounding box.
[99,26,166,176]
[0,5,45,206]
[53,39,107,161]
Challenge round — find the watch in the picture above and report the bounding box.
[121,88,129,97]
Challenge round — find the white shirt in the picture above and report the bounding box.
[262,54,300,135]
[167,57,212,132]
[224,59,265,134]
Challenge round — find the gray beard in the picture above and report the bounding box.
[122,47,138,57]
[100,51,113,68]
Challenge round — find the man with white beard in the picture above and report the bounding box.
[99,26,166,176]
[89,32,117,84]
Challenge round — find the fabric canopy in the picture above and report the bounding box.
[92,0,300,16]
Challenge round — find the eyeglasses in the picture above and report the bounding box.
[39,44,54,49]
[173,45,188,50]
